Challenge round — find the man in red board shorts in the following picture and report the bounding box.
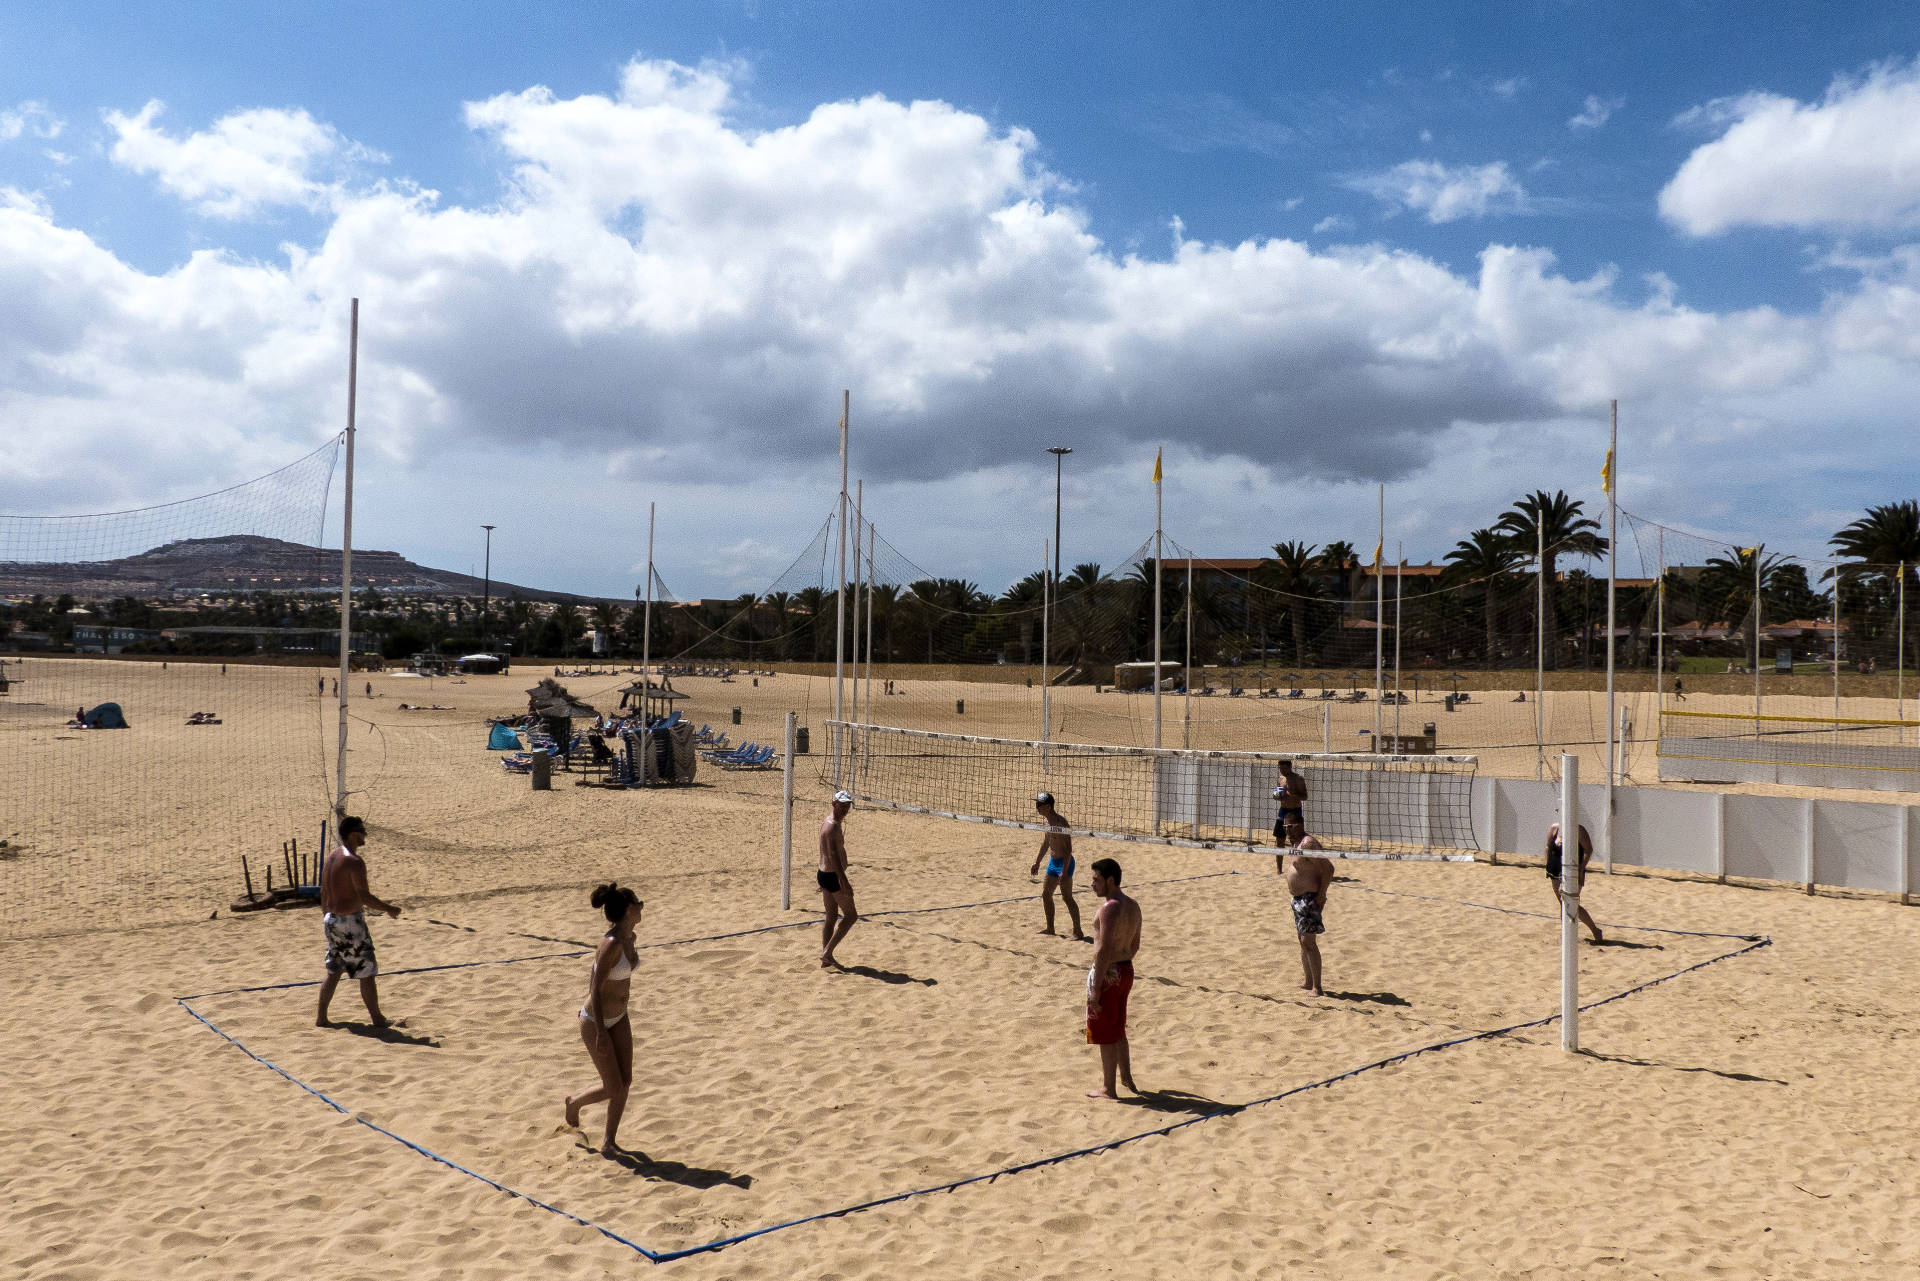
[1084,857,1141,1100]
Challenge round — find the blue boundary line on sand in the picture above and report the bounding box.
[175,873,1769,1265]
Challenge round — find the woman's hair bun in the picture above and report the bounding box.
[590,882,618,909]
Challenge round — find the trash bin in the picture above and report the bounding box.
[732,706,742,725]
[532,749,551,790]
[1424,722,1436,741]
[956,699,965,715]
[1444,693,1456,712]
[795,726,810,754]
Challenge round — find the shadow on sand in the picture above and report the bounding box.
[1120,1088,1240,1117]
[605,1148,754,1189]
[841,964,938,987]
[1322,989,1411,1007]
[339,1021,440,1048]
[1577,1048,1784,1085]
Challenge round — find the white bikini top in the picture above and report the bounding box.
[606,944,635,981]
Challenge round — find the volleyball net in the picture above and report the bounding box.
[822,720,1479,860]
[0,439,343,937]
[1657,708,1920,792]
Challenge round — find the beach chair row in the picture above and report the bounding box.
[700,741,778,769]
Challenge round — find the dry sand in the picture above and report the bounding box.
[4,661,1920,1278]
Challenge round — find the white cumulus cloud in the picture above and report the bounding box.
[1347,160,1531,223]
[0,100,62,142]
[1568,94,1623,130]
[105,100,384,218]
[4,57,1920,593]
[1660,59,1920,235]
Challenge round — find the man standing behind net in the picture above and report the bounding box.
[1272,761,1308,846]
[1030,792,1086,940]
[818,790,859,969]
[1085,857,1140,1100]
[317,816,403,1028]
[1281,815,1333,996]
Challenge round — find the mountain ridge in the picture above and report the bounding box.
[0,535,614,603]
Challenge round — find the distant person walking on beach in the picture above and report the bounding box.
[1030,792,1086,940]
[566,883,642,1154]
[1085,858,1140,1100]
[1545,820,1603,943]
[1672,675,1686,701]
[1280,815,1333,995]
[818,790,859,968]
[316,816,402,1029]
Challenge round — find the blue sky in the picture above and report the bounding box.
[4,3,1920,596]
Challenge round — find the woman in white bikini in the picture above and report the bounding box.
[565,882,642,1153]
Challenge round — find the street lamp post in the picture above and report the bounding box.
[480,525,495,651]
[1046,447,1072,584]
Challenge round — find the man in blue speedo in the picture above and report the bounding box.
[1029,792,1088,941]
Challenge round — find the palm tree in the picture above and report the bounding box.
[1261,541,1322,666]
[1000,572,1045,663]
[1832,501,1920,567]
[1699,546,1791,663]
[1493,490,1607,669]
[1053,563,1110,666]
[1832,502,1920,670]
[869,583,900,660]
[763,590,793,660]
[590,602,623,655]
[1318,541,1362,602]
[792,586,828,660]
[1445,527,1527,668]
[1065,563,1104,593]
[552,602,586,656]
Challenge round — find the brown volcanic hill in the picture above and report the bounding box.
[0,536,589,601]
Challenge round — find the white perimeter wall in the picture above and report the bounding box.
[1472,776,1920,898]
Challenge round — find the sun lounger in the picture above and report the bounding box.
[720,744,778,769]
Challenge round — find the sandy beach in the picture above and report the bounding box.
[5,660,1920,1278]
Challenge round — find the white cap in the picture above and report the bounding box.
[833,790,854,804]
[1272,787,1286,800]
[1035,791,1054,806]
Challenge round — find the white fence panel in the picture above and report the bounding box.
[1813,798,1903,894]
[1478,777,1918,898]
[1612,787,1719,876]
[1718,795,1807,883]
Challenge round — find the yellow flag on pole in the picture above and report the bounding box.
[1373,540,1384,566]
[1600,447,1613,494]
[1152,448,1162,485]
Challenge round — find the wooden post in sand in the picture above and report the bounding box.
[241,857,255,898]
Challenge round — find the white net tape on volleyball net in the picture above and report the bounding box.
[823,720,1480,861]
[0,439,342,937]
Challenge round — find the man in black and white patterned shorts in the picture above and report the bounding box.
[1281,815,1333,997]
[317,815,402,1028]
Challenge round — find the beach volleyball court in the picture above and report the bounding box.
[172,840,1761,1261]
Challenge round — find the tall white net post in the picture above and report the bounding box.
[1560,753,1581,1052]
